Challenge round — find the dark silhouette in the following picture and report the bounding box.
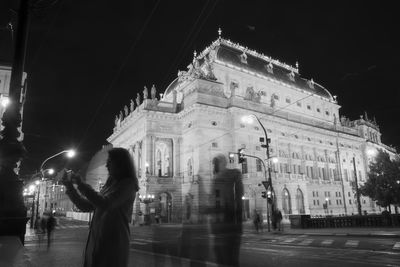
[62,147,139,267]
[40,216,47,234]
[46,213,56,248]
[253,210,261,233]
[275,209,283,231]
[209,154,243,266]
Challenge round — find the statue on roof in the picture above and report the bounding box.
[130,99,134,112]
[114,115,119,127]
[151,84,156,100]
[270,94,276,108]
[136,93,141,107]
[124,105,129,117]
[202,55,217,81]
[143,86,148,100]
[119,110,124,121]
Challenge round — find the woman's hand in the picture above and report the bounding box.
[71,173,83,185]
[61,169,72,186]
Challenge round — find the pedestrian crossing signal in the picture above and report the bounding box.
[238,148,245,164]
[229,152,235,163]
[261,191,267,198]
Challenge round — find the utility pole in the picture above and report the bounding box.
[352,156,362,216]
[0,0,31,244]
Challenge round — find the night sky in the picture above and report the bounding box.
[0,1,399,176]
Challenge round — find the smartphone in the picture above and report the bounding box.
[66,170,73,181]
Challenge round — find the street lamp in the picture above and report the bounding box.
[139,194,155,225]
[242,114,275,230]
[40,149,76,172]
[34,180,41,224]
[352,156,362,215]
[28,184,36,228]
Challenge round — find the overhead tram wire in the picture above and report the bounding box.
[76,0,161,149]
[160,0,219,88]
[160,0,211,85]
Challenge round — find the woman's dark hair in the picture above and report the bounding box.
[107,147,139,191]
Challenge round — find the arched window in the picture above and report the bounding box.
[296,188,305,214]
[282,189,292,214]
[155,141,172,177]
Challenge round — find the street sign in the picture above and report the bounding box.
[138,211,143,216]
[261,181,270,191]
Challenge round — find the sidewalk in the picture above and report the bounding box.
[243,222,400,238]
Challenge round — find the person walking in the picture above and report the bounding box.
[276,209,283,231]
[46,213,56,248]
[62,147,139,267]
[253,210,261,233]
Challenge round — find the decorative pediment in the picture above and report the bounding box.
[178,54,217,83]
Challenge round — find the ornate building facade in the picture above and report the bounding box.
[103,36,396,223]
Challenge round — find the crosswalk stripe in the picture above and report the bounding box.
[299,239,313,246]
[393,242,400,250]
[344,240,359,247]
[132,238,151,242]
[321,239,333,246]
[130,241,148,245]
[283,238,296,243]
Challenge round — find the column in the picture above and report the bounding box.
[173,137,181,178]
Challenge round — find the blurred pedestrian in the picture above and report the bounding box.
[46,213,56,248]
[253,210,261,233]
[209,154,243,267]
[259,212,264,232]
[271,209,277,231]
[276,209,283,231]
[62,147,139,267]
[40,216,47,233]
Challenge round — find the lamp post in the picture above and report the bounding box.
[139,194,155,225]
[242,114,276,229]
[40,149,76,172]
[352,156,362,216]
[34,180,40,225]
[231,149,278,232]
[28,184,36,228]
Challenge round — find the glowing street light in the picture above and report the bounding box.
[66,149,76,158]
[28,184,35,193]
[40,149,77,171]
[271,157,279,164]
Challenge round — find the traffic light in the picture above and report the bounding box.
[238,148,245,164]
[261,191,267,198]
